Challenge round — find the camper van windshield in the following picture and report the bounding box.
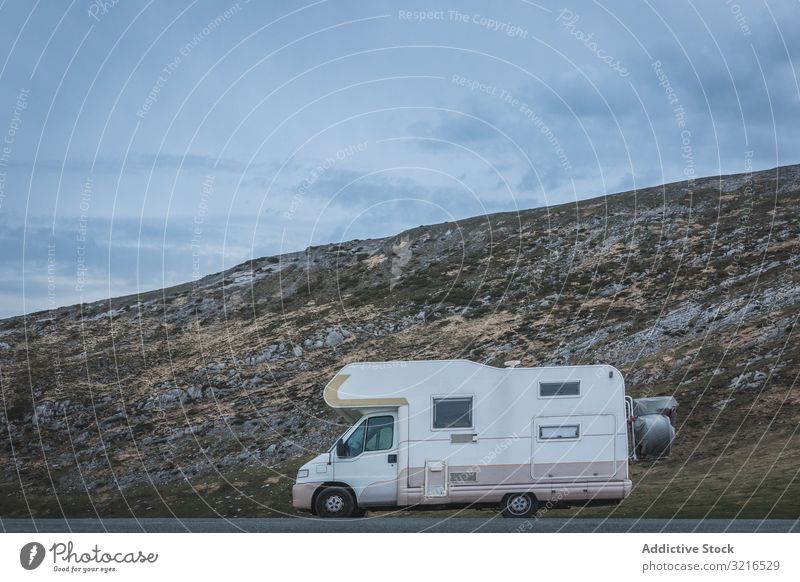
[329,422,356,453]
[342,421,366,457]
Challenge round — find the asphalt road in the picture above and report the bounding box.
[2,517,797,533]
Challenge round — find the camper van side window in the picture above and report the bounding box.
[432,397,473,429]
[539,425,580,440]
[539,381,580,397]
[364,416,394,451]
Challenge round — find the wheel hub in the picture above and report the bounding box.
[325,495,345,513]
[509,495,530,513]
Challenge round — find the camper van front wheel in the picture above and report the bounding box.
[501,493,538,518]
[315,487,356,518]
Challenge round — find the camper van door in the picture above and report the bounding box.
[333,412,399,507]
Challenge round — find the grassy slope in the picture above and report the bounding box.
[5,436,798,519]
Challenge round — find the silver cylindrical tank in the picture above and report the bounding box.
[634,414,675,458]
[632,396,678,459]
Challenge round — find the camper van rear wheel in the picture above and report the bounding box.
[501,493,538,518]
[315,487,356,518]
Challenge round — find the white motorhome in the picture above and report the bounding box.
[292,360,633,518]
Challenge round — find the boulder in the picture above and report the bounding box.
[325,329,345,347]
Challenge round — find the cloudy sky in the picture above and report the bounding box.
[0,0,798,318]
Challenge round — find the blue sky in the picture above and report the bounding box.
[0,0,798,318]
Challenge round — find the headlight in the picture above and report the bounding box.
[297,469,309,479]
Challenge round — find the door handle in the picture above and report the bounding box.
[387,454,397,463]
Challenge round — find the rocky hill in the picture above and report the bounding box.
[1,164,799,519]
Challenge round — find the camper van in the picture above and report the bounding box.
[292,359,634,518]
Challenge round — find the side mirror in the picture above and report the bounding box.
[336,438,347,458]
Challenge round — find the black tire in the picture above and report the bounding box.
[315,487,356,518]
[500,493,538,518]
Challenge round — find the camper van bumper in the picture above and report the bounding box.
[292,482,320,510]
